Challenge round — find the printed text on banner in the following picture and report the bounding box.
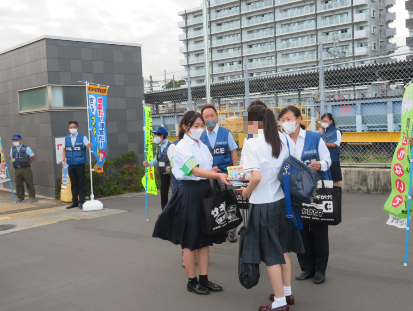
[142,106,157,195]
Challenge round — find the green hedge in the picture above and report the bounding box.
[55,151,161,199]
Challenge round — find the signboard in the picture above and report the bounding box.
[87,83,108,173]
[0,137,10,184]
[55,137,65,164]
[142,106,157,195]
[384,83,413,227]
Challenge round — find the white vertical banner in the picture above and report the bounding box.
[55,137,65,164]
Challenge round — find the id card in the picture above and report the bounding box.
[165,166,171,174]
[11,158,15,162]
[159,162,165,167]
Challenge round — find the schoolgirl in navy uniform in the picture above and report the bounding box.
[153,111,229,295]
[278,106,332,286]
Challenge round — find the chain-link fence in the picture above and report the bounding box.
[144,50,413,164]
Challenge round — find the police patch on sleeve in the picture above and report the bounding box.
[181,157,199,176]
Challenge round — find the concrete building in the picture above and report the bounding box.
[178,0,397,86]
[0,36,144,197]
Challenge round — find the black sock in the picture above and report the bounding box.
[188,277,198,285]
[199,275,208,284]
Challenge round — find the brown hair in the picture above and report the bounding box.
[178,111,204,140]
[278,106,306,130]
[247,105,282,158]
[201,104,217,116]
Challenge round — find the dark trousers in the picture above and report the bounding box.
[15,167,35,200]
[297,224,329,273]
[68,163,86,204]
[160,173,171,210]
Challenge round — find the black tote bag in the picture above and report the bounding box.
[238,226,260,289]
[296,181,342,225]
[202,180,243,235]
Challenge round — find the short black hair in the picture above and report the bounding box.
[153,133,167,139]
[249,100,268,108]
[201,104,217,115]
[68,120,78,127]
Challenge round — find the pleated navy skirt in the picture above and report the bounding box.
[152,180,226,251]
[242,199,305,266]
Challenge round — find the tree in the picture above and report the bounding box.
[163,79,186,89]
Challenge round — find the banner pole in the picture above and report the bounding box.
[85,81,95,201]
[0,139,16,203]
[404,139,413,266]
[143,102,149,221]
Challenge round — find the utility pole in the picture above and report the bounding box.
[173,75,175,88]
[202,0,211,104]
[164,70,167,89]
[149,75,153,92]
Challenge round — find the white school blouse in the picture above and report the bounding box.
[241,130,289,204]
[172,134,213,181]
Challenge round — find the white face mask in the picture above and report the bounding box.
[69,128,78,135]
[13,142,20,147]
[188,128,204,140]
[321,122,330,129]
[154,137,162,144]
[282,121,298,134]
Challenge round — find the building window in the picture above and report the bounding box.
[51,86,87,108]
[372,10,376,17]
[18,86,48,111]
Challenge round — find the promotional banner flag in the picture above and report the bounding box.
[87,84,108,173]
[384,83,413,226]
[142,106,158,195]
[0,138,10,184]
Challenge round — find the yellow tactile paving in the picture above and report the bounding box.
[60,215,81,220]
[27,216,58,224]
[7,209,54,219]
[0,216,11,220]
[0,202,37,212]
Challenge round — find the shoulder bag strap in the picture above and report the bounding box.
[283,169,303,230]
[283,134,290,154]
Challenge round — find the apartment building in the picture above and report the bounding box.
[178,0,397,87]
[407,0,413,47]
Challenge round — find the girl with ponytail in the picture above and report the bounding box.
[238,105,304,311]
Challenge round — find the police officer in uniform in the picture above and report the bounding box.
[1,134,35,203]
[143,126,172,210]
[200,104,239,243]
[62,121,92,209]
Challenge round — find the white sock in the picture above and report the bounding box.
[272,296,287,309]
[283,286,292,296]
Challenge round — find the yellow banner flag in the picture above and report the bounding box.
[142,106,157,195]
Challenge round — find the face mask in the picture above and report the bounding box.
[205,119,217,129]
[13,142,20,147]
[69,128,78,135]
[154,137,162,144]
[188,128,204,140]
[321,122,329,129]
[282,121,298,134]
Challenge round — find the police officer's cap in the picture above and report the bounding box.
[11,135,22,140]
[152,126,168,137]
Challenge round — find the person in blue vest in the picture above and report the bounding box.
[143,126,172,210]
[279,106,331,286]
[200,104,239,243]
[62,121,92,209]
[319,113,342,187]
[1,135,35,203]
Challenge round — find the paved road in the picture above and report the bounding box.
[0,192,411,311]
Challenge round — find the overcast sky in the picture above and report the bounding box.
[0,0,408,81]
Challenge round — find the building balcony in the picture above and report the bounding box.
[211,21,240,34]
[275,6,315,20]
[276,21,315,35]
[180,59,188,66]
[407,36,413,47]
[178,20,185,28]
[353,0,369,6]
[212,50,242,60]
[279,54,317,65]
[278,37,316,49]
[247,59,276,69]
[189,69,206,77]
[386,43,397,52]
[244,45,275,55]
[386,12,396,22]
[317,0,351,12]
[210,0,238,7]
[386,28,396,37]
[187,29,204,39]
[354,46,368,55]
[188,55,206,64]
[178,33,187,41]
[211,36,241,47]
[318,15,351,28]
[406,0,413,11]
[319,32,352,43]
[187,16,204,26]
[241,0,273,13]
[274,0,302,7]
[211,8,240,20]
[213,75,242,83]
[244,29,274,41]
[213,63,243,73]
[323,49,350,60]
[354,29,369,39]
[407,18,413,29]
[242,15,274,28]
[385,0,396,7]
[354,13,368,23]
[179,46,186,53]
[187,42,205,51]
